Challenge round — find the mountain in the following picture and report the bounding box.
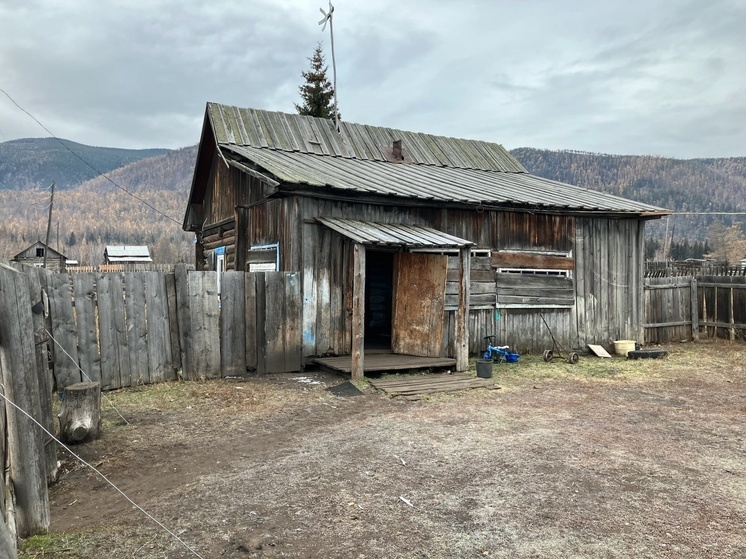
[0,137,170,190]
[2,139,745,266]
[510,148,746,246]
[0,145,198,265]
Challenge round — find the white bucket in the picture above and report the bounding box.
[613,340,636,356]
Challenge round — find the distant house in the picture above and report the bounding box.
[12,241,68,272]
[183,103,670,377]
[104,245,153,264]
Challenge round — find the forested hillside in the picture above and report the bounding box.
[0,138,169,190]
[0,146,197,265]
[511,148,746,241]
[2,140,745,266]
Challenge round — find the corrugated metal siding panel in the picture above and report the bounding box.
[225,145,665,214]
[317,218,474,248]
[207,103,524,173]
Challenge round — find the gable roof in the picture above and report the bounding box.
[208,104,526,173]
[13,240,67,260]
[184,103,669,230]
[104,245,152,263]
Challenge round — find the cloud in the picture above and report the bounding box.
[0,0,744,157]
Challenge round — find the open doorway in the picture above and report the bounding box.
[365,250,394,349]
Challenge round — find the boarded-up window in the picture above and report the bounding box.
[493,250,574,308]
[247,244,279,272]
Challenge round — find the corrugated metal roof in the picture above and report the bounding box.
[207,103,525,173]
[105,246,151,258]
[317,218,473,248]
[225,145,666,215]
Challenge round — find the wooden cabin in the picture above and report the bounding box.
[12,241,68,272]
[183,103,670,376]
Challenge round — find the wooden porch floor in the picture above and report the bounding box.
[311,351,456,375]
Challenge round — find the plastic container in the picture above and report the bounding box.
[613,340,636,357]
[476,359,493,378]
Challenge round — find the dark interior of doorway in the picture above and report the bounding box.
[365,250,394,349]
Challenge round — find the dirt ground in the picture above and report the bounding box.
[20,341,746,559]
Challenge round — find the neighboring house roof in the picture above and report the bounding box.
[104,245,153,262]
[317,218,474,248]
[184,103,670,230]
[12,240,67,260]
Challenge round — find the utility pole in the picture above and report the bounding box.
[43,180,55,269]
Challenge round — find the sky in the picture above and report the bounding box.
[1,0,745,158]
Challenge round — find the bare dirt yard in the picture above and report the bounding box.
[19,341,746,559]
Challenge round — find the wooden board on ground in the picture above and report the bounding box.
[369,373,496,398]
[587,344,612,358]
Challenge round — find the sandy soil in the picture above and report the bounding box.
[22,341,746,558]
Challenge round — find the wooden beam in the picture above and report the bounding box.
[492,252,574,270]
[456,246,470,372]
[351,244,366,379]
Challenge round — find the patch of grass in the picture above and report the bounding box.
[476,340,746,388]
[19,532,95,556]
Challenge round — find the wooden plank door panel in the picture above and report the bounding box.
[392,253,448,357]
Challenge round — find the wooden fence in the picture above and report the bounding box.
[0,262,58,552]
[37,265,302,392]
[644,272,746,343]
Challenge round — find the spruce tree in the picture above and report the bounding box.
[295,43,338,120]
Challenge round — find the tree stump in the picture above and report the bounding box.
[58,382,101,444]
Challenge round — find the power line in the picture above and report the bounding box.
[0,388,205,558]
[0,87,182,226]
[671,212,746,216]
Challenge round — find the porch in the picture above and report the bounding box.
[311,349,457,375]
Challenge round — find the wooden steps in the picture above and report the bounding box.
[368,373,497,399]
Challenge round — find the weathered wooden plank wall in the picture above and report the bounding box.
[0,263,51,541]
[644,276,692,343]
[642,274,746,343]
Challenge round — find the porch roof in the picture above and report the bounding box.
[317,218,474,248]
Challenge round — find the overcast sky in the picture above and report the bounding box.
[1,0,744,158]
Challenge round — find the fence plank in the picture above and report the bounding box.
[255,273,267,374]
[245,273,258,371]
[96,274,130,390]
[265,272,286,373]
[145,272,173,383]
[165,273,182,373]
[46,273,81,389]
[72,273,101,383]
[220,272,246,377]
[0,266,50,537]
[23,269,58,484]
[284,272,302,372]
[123,273,149,386]
[188,271,220,378]
[174,264,192,379]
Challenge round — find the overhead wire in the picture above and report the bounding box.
[0,388,205,559]
[0,87,182,226]
[44,328,129,425]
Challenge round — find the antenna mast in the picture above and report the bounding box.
[319,1,339,130]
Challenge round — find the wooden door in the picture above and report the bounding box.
[392,252,448,356]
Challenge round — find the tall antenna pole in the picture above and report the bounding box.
[319,1,339,130]
[43,180,56,269]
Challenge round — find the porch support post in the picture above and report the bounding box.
[456,245,471,371]
[351,243,366,379]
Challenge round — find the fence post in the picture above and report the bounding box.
[0,265,50,538]
[690,277,699,341]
